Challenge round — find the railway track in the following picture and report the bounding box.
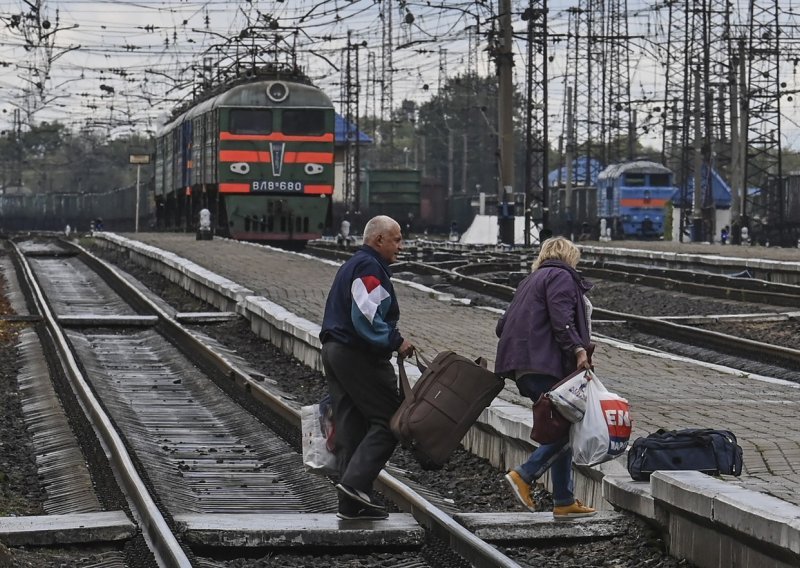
[40,233,797,568]
[4,236,577,567]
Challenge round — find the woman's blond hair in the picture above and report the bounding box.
[531,236,581,271]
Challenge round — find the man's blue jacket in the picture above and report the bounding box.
[320,245,404,359]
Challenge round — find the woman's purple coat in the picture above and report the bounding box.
[495,259,593,379]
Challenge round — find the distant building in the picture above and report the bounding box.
[333,114,373,206]
[670,166,732,242]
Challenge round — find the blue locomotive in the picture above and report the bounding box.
[596,161,675,239]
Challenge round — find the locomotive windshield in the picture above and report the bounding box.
[650,173,671,186]
[282,109,326,135]
[623,173,646,186]
[230,109,272,134]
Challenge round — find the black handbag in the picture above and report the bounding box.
[627,428,744,481]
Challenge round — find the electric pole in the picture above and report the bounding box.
[497,0,515,245]
[523,0,549,245]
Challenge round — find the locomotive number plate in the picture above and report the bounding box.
[251,181,304,192]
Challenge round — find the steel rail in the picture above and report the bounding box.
[377,470,522,568]
[581,263,800,309]
[70,241,302,429]
[594,307,800,368]
[446,258,800,309]
[68,241,523,568]
[10,241,193,568]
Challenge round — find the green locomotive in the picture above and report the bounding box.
[155,66,335,244]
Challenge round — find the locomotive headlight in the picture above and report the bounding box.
[231,162,250,175]
[266,82,289,102]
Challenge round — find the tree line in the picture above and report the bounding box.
[0,122,152,195]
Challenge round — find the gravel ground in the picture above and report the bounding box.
[1,240,734,566]
[0,277,45,518]
[588,279,781,318]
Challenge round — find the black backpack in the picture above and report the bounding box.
[627,428,743,481]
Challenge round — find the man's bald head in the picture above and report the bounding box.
[363,215,400,245]
[363,215,403,263]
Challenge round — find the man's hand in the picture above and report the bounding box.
[398,339,415,358]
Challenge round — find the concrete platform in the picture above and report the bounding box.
[454,511,627,541]
[0,511,135,546]
[604,471,800,568]
[92,233,800,568]
[174,513,424,547]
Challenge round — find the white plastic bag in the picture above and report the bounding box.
[549,370,591,423]
[301,396,338,475]
[570,374,632,466]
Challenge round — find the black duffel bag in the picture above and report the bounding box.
[627,428,743,481]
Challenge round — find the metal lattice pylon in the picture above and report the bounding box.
[744,0,784,241]
[604,0,633,162]
[523,0,549,242]
[342,32,361,212]
[569,1,604,184]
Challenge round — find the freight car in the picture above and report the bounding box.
[744,171,800,246]
[154,64,335,245]
[0,184,150,233]
[596,161,675,239]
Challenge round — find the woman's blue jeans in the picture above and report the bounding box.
[514,373,574,507]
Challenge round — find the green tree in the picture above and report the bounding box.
[0,121,152,194]
[415,73,509,196]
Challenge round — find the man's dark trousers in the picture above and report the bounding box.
[322,341,401,493]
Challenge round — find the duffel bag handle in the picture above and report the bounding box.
[397,350,431,399]
[397,351,490,397]
[414,349,432,370]
[397,354,414,399]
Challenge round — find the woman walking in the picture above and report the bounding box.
[495,237,597,519]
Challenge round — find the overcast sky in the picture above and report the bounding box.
[1,0,800,154]
[0,0,488,136]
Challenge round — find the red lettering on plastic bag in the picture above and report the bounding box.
[602,399,632,439]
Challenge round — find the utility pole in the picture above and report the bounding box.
[734,39,749,244]
[692,69,704,242]
[523,0,549,245]
[605,0,633,163]
[382,0,394,151]
[570,0,601,198]
[343,31,361,212]
[447,129,454,199]
[524,11,534,246]
[728,43,741,235]
[497,0,515,245]
[13,108,22,189]
[565,86,575,234]
[745,0,783,245]
[461,133,468,194]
